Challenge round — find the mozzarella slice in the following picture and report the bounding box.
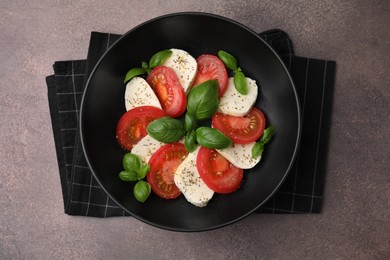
[174,146,214,207]
[131,135,165,164]
[124,77,162,111]
[218,77,258,116]
[162,48,197,93]
[216,142,261,169]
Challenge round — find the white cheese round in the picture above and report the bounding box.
[218,77,258,116]
[216,142,261,169]
[162,48,197,93]
[124,77,162,111]
[131,134,165,164]
[174,146,214,207]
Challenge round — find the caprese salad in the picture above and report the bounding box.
[117,48,275,206]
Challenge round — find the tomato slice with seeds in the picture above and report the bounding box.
[147,65,187,118]
[212,107,266,144]
[116,106,167,151]
[192,54,228,97]
[197,147,243,194]
[147,143,188,199]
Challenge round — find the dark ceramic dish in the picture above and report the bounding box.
[80,12,301,232]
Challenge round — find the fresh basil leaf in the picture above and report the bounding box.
[123,153,141,172]
[138,164,150,180]
[218,50,238,71]
[149,50,172,68]
[124,67,146,83]
[146,116,186,143]
[184,131,197,152]
[260,126,276,145]
[141,61,149,69]
[133,180,151,203]
[195,127,232,149]
[252,126,275,158]
[234,70,247,95]
[187,80,219,120]
[119,170,138,182]
[251,142,264,158]
[141,61,152,74]
[184,113,197,132]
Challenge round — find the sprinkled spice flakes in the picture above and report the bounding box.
[124,77,162,111]
[174,147,214,207]
[218,77,258,117]
[131,135,165,164]
[162,48,198,93]
[216,142,261,170]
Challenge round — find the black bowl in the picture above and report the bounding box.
[80,12,301,232]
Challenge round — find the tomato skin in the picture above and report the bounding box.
[197,147,243,194]
[147,66,187,118]
[212,107,266,144]
[147,143,188,199]
[116,106,167,151]
[192,54,228,97]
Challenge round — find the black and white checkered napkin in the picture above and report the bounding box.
[47,30,336,217]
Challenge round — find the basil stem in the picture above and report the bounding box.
[251,126,276,158]
[146,116,186,143]
[187,80,219,120]
[185,131,197,152]
[234,70,247,95]
[123,67,146,83]
[133,180,151,203]
[218,50,238,71]
[195,127,232,149]
[149,50,172,68]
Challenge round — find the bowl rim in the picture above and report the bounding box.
[79,11,301,232]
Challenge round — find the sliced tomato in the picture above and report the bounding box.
[212,107,266,144]
[192,54,228,97]
[146,65,187,118]
[116,106,167,150]
[197,147,243,194]
[147,143,188,199]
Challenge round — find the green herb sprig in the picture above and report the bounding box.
[119,153,151,202]
[218,50,248,95]
[124,50,172,83]
[251,126,276,158]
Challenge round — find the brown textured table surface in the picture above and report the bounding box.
[1,0,389,259]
